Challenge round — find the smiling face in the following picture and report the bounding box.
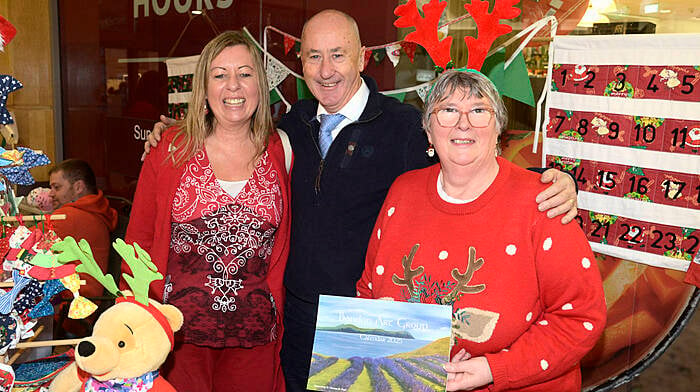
[49,170,81,209]
[206,44,260,133]
[301,11,365,113]
[427,90,499,170]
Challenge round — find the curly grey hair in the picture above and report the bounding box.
[422,70,507,135]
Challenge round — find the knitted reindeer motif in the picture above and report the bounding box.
[441,246,485,305]
[391,244,424,297]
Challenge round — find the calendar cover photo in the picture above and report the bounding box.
[307,295,453,392]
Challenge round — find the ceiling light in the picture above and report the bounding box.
[644,3,659,14]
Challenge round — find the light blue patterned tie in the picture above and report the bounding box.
[318,113,346,158]
[0,270,30,314]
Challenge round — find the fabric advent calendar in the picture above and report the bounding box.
[542,34,700,272]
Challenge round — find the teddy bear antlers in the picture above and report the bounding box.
[52,237,163,306]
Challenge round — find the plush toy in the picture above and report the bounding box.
[26,187,53,212]
[48,237,184,392]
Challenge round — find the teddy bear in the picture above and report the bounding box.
[48,237,184,392]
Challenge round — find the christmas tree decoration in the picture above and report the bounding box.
[0,16,17,52]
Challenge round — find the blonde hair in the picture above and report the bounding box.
[169,31,273,166]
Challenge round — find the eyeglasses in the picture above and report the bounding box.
[431,107,495,128]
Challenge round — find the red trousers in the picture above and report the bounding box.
[162,341,279,391]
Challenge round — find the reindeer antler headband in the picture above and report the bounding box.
[394,0,521,72]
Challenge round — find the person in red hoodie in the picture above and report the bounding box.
[49,159,118,298]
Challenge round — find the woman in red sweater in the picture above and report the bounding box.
[356,70,606,391]
[125,31,291,391]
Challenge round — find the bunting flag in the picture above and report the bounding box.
[283,35,295,55]
[265,55,291,92]
[296,78,314,101]
[363,50,372,69]
[541,34,700,276]
[401,41,417,63]
[372,49,386,64]
[386,43,402,67]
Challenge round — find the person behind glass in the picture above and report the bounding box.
[356,70,607,391]
[124,31,291,391]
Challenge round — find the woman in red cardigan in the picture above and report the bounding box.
[356,70,606,391]
[125,31,291,391]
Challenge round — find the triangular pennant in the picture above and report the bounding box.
[363,49,372,69]
[270,88,281,105]
[384,91,406,102]
[372,49,386,64]
[265,55,290,90]
[296,77,315,100]
[283,35,296,55]
[502,51,535,107]
[400,41,417,63]
[417,83,432,102]
[481,49,505,94]
[294,41,301,58]
[386,43,402,67]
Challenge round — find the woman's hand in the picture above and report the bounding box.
[444,349,493,391]
[536,169,578,224]
[141,115,175,161]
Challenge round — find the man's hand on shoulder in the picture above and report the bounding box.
[141,115,175,161]
[536,168,578,224]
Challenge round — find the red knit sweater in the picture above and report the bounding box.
[357,158,606,391]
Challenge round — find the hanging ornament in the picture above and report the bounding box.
[400,41,417,63]
[283,35,296,55]
[385,43,402,67]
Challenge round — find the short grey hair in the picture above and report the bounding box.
[422,70,507,135]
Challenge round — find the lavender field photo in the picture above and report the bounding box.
[307,296,453,392]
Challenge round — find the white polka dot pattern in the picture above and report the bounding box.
[582,257,591,269]
[377,229,381,239]
[540,359,549,370]
[376,265,384,275]
[387,207,395,216]
[583,322,594,331]
[368,282,373,290]
[562,303,573,310]
[526,312,532,322]
[439,251,448,260]
[505,244,517,255]
[538,320,548,326]
[543,237,552,250]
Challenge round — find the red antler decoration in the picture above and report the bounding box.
[394,0,452,69]
[464,0,521,70]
